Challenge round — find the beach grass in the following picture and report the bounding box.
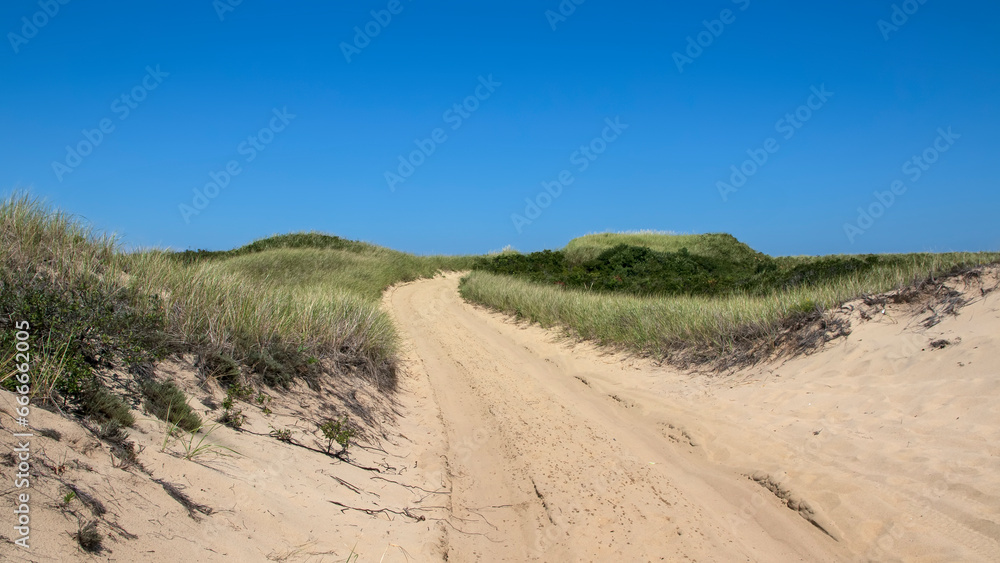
[0,193,473,412]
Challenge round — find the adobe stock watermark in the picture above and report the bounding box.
[673,0,750,73]
[717,84,834,202]
[544,0,586,31]
[178,107,296,223]
[843,127,959,243]
[860,461,960,561]
[511,116,629,233]
[340,0,413,63]
[7,0,72,54]
[213,0,245,22]
[877,0,929,41]
[51,65,170,182]
[384,74,501,191]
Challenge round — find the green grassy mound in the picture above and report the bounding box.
[463,231,999,366]
[172,232,378,264]
[563,231,768,266]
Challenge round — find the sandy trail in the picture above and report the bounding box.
[389,273,850,561]
[388,272,1000,562]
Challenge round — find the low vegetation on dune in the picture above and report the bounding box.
[462,232,1000,366]
[0,194,471,428]
[4,193,996,424]
[184,236,475,301]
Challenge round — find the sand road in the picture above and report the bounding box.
[387,272,1000,562]
[390,274,847,561]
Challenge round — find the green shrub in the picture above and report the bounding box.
[462,248,1000,366]
[473,243,771,296]
[247,345,322,389]
[319,416,353,454]
[141,380,201,432]
[0,270,168,397]
[78,380,135,427]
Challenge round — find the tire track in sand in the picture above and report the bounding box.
[387,273,846,562]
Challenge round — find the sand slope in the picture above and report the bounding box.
[1,356,451,562]
[385,271,999,562]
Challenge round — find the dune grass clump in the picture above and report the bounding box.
[119,249,404,388]
[170,232,374,263]
[196,242,476,300]
[75,521,103,552]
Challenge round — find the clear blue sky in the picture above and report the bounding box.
[2,1,997,256]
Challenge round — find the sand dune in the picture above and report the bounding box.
[3,268,998,561]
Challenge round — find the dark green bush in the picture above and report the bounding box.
[78,381,135,427]
[0,267,168,397]
[141,380,202,432]
[75,521,103,552]
[200,351,241,386]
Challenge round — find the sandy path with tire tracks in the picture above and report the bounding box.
[387,273,851,561]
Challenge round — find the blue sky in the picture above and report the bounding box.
[1,1,997,256]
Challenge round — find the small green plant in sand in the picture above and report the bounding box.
[219,383,253,429]
[178,423,237,461]
[218,396,246,429]
[320,416,354,455]
[161,411,238,462]
[256,391,273,415]
[269,426,293,442]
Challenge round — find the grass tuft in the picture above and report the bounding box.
[75,521,102,552]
